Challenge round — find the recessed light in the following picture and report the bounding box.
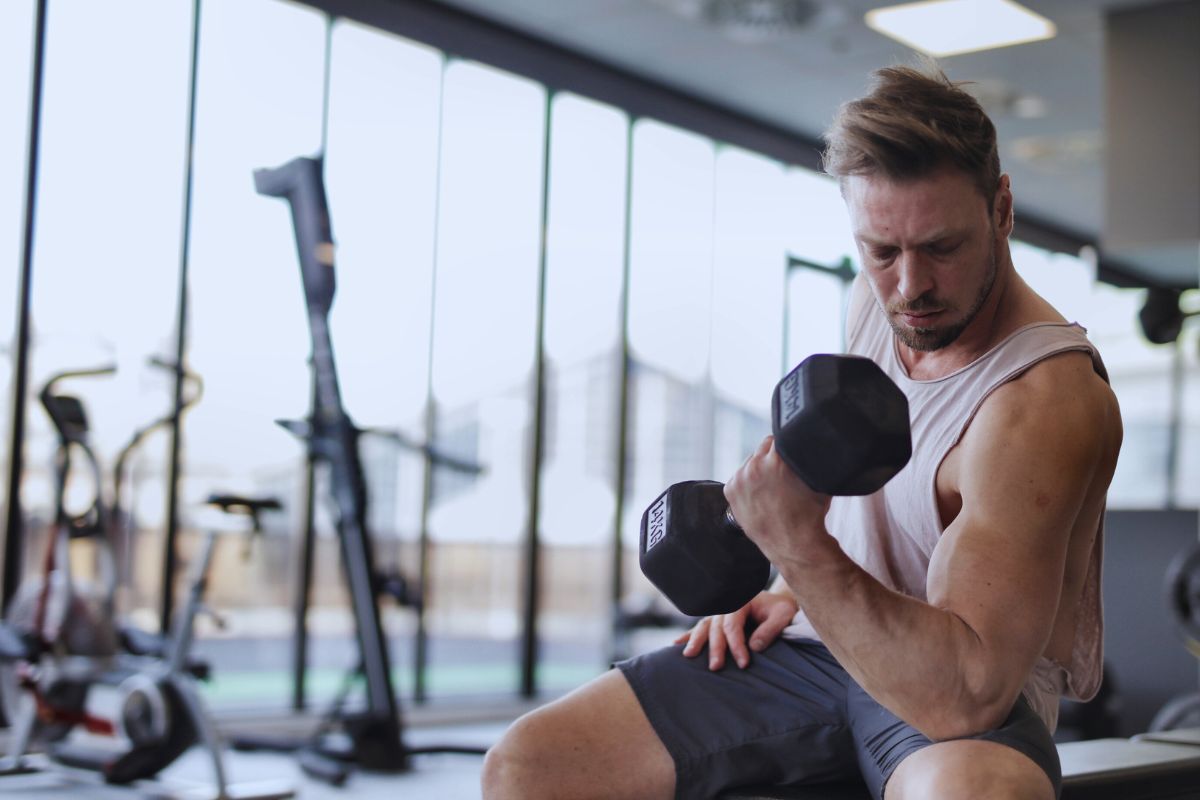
[865,0,1056,57]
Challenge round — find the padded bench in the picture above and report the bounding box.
[720,735,1200,800]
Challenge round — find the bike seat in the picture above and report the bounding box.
[206,494,282,515]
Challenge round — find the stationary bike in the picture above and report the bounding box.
[0,364,291,799]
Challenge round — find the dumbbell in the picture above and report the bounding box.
[639,354,911,617]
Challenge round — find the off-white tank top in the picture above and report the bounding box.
[781,298,1108,733]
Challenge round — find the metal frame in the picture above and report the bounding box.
[2,0,48,616]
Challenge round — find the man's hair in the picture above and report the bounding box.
[822,62,1001,209]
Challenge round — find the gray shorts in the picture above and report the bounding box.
[616,638,1060,800]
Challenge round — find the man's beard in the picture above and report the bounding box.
[884,243,998,353]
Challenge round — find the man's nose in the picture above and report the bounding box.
[895,251,934,302]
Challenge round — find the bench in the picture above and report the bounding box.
[721,734,1200,799]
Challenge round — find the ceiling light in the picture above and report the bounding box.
[865,0,1056,57]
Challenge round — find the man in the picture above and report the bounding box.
[481,63,1122,800]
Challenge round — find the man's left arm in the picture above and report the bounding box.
[726,353,1118,740]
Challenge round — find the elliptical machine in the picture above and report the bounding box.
[0,364,292,799]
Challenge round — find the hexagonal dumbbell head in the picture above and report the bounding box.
[639,480,771,617]
[771,354,911,496]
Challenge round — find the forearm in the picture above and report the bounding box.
[767,573,795,598]
[778,536,1017,740]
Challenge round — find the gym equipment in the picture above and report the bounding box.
[1164,543,1200,653]
[640,354,911,616]
[0,366,291,799]
[1148,542,1200,733]
[247,154,486,785]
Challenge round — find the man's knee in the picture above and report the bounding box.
[481,669,675,800]
[481,711,554,800]
[886,740,1056,800]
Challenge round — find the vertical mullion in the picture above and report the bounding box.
[2,0,47,615]
[520,88,554,699]
[160,0,204,634]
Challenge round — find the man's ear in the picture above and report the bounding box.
[993,174,1014,235]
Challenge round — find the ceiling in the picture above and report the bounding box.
[425,0,1198,288]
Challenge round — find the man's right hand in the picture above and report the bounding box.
[675,590,798,670]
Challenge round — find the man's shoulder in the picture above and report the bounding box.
[972,349,1122,461]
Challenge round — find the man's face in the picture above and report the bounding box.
[844,168,1007,352]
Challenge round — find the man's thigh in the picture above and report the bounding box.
[846,683,1061,800]
[617,639,860,800]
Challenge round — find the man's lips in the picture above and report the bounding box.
[897,309,943,326]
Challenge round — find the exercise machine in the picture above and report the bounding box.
[1148,543,1200,731]
[0,364,291,799]
[244,154,486,785]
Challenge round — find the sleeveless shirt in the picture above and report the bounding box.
[781,290,1108,733]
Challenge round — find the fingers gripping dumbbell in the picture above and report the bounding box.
[639,354,912,617]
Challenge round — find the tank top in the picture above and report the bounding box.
[781,293,1108,732]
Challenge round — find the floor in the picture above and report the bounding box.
[0,719,511,800]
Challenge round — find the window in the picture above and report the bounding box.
[184,0,326,710]
[710,147,787,478]
[324,18,444,701]
[1013,242,1190,509]
[426,60,546,698]
[537,93,628,691]
[21,0,191,622]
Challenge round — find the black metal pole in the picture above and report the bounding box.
[608,117,635,657]
[414,400,435,704]
[2,0,49,616]
[291,9,335,716]
[519,90,553,699]
[160,0,203,634]
[291,391,319,711]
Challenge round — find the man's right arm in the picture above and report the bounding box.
[674,269,867,670]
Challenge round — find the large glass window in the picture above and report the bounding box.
[783,168,855,365]
[323,18,444,703]
[537,92,628,691]
[184,0,326,710]
[709,146,787,479]
[20,0,191,626]
[1013,242,1190,509]
[426,60,546,698]
[623,120,716,564]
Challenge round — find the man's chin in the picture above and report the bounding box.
[890,318,959,352]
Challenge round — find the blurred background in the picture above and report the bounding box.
[0,0,1196,754]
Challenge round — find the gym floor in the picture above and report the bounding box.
[0,718,509,799]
